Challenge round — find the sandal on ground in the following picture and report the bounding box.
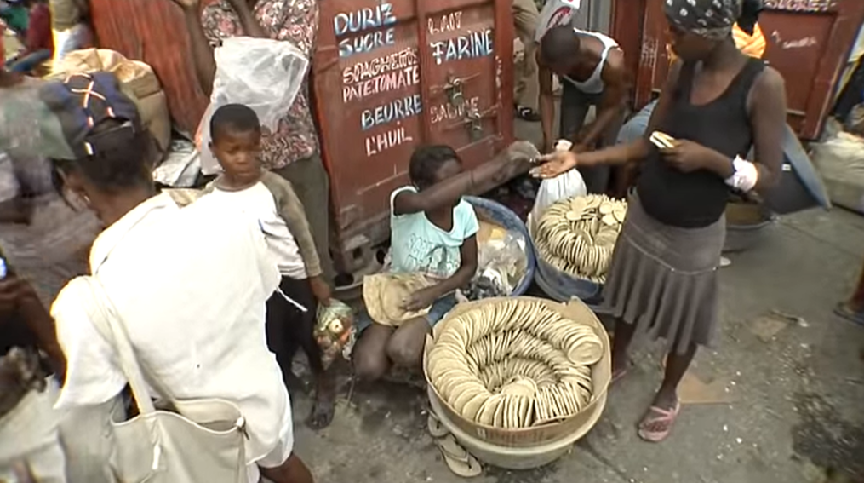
[435,434,483,478]
[427,413,450,439]
[515,105,541,122]
[637,401,681,442]
[834,302,864,327]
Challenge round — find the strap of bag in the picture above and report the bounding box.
[81,276,173,415]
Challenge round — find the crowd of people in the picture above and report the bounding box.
[0,0,793,480]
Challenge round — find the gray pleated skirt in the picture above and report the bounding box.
[602,194,725,354]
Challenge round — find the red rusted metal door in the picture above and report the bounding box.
[88,0,211,134]
[314,0,514,271]
[612,0,864,140]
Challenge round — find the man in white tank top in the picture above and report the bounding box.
[537,25,630,194]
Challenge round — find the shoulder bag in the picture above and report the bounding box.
[83,276,249,482]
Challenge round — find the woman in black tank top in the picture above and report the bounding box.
[538,0,787,442]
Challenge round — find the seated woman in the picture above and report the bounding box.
[353,143,536,380]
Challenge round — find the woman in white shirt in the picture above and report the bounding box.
[42,75,314,482]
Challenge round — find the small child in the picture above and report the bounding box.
[202,104,335,429]
[353,143,534,380]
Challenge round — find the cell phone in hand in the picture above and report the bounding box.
[0,256,9,279]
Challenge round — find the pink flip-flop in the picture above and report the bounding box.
[637,401,681,442]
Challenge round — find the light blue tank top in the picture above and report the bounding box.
[563,29,619,95]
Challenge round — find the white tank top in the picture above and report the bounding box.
[563,29,619,95]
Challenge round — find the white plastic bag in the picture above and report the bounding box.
[531,170,587,220]
[212,36,309,131]
[198,37,309,175]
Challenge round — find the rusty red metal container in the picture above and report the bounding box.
[314,0,514,271]
[88,0,211,135]
[89,0,514,271]
[611,0,864,141]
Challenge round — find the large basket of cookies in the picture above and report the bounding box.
[423,296,611,448]
[529,194,627,303]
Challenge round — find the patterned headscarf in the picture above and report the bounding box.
[664,0,743,39]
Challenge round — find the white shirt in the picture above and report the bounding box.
[51,193,293,473]
[205,182,307,279]
[534,0,581,44]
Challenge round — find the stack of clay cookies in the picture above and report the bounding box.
[427,298,603,429]
[534,195,627,284]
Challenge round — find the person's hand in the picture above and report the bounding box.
[660,140,720,173]
[169,0,200,11]
[308,276,332,306]
[534,150,578,179]
[402,287,439,313]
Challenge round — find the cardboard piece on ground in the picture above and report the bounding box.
[677,372,737,405]
[750,313,792,342]
[660,357,737,405]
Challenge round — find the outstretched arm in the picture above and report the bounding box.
[393,142,537,216]
[538,61,684,178]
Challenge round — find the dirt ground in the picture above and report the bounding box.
[288,120,864,483]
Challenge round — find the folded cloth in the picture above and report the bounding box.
[363,273,437,326]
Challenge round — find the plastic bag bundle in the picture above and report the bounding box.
[315,300,355,369]
[198,36,308,174]
[213,36,308,131]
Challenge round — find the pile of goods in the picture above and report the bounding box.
[461,214,528,301]
[533,195,627,284]
[426,298,604,428]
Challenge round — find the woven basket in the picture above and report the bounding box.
[423,296,611,448]
[527,213,602,301]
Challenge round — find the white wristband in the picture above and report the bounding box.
[724,156,759,192]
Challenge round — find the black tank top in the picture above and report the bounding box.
[637,57,765,228]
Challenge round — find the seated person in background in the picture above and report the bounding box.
[201,103,337,429]
[5,0,52,74]
[353,142,537,380]
[537,25,630,195]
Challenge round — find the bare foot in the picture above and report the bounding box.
[306,380,336,429]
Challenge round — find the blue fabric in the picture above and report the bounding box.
[354,294,459,334]
[5,49,50,73]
